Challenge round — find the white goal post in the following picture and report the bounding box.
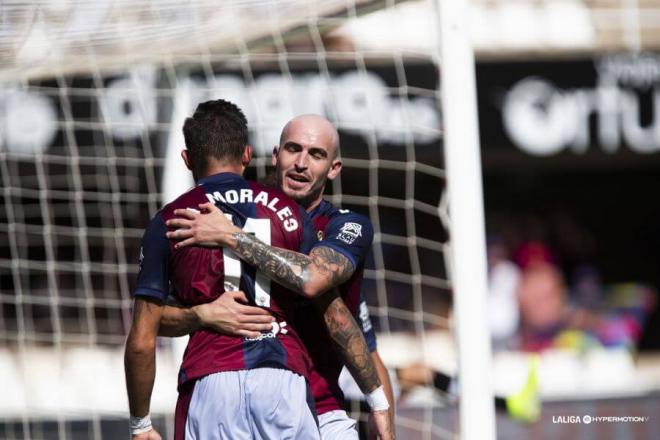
[437,1,496,439]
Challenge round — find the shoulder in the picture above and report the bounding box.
[143,209,167,235]
[324,204,373,238]
[161,186,207,221]
[246,182,312,245]
[314,202,374,259]
[322,201,372,227]
[249,181,294,204]
[250,181,309,220]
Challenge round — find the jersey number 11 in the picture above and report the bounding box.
[223,216,272,308]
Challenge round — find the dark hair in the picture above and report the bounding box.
[182,99,248,177]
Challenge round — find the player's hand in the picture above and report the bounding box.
[395,363,433,391]
[165,202,240,248]
[192,291,275,338]
[369,409,395,440]
[131,427,162,440]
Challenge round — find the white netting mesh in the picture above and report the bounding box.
[1,1,451,439]
[0,0,381,81]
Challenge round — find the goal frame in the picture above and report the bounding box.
[437,1,496,439]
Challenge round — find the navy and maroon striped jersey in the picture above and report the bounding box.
[297,199,378,415]
[134,172,317,389]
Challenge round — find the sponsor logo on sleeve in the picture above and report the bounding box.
[336,222,362,244]
[359,301,373,333]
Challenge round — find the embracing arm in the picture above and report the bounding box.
[373,350,395,410]
[232,233,353,297]
[124,297,163,420]
[371,350,396,439]
[158,305,200,337]
[165,203,354,297]
[315,292,380,392]
[158,292,275,339]
[316,293,395,439]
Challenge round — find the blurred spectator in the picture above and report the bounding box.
[517,263,568,352]
[592,283,656,349]
[516,257,656,352]
[571,263,604,310]
[514,240,557,269]
[487,238,521,347]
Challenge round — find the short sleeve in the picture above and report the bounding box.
[133,214,171,302]
[312,211,374,269]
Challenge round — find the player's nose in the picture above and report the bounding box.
[294,152,308,169]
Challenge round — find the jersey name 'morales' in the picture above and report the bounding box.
[205,188,298,232]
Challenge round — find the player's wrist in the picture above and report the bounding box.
[230,231,249,249]
[129,414,152,435]
[366,385,390,412]
[190,305,204,328]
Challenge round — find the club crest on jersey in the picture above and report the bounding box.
[336,222,362,244]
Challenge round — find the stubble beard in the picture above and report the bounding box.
[290,185,323,210]
[277,171,325,210]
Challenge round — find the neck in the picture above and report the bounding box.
[199,161,243,180]
[304,195,323,213]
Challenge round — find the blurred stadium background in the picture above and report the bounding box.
[1,0,660,439]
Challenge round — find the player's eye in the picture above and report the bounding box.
[284,143,301,152]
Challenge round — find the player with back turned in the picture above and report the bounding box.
[126,100,321,440]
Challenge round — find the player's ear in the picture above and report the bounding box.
[181,150,192,170]
[271,146,279,167]
[241,145,253,168]
[327,159,342,181]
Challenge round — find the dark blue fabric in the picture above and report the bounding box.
[311,210,374,270]
[298,205,319,255]
[133,214,170,302]
[243,337,287,370]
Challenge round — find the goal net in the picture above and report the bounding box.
[17,0,660,438]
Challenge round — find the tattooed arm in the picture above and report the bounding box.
[232,233,354,297]
[165,202,354,297]
[316,293,395,439]
[124,297,164,420]
[315,292,380,393]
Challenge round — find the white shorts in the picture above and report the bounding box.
[318,410,358,440]
[184,368,320,440]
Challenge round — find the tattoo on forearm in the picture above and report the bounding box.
[233,232,312,292]
[309,246,354,287]
[232,232,354,294]
[323,296,380,393]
